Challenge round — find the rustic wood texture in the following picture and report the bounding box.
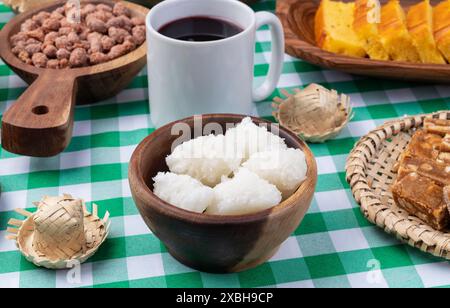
[128,114,318,273]
[346,111,450,260]
[0,0,149,157]
[276,0,450,83]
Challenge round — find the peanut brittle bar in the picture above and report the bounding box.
[400,130,442,161]
[424,118,450,136]
[397,155,450,186]
[392,173,449,230]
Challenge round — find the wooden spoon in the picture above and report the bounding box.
[0,0,148,157]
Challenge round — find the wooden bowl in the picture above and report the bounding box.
[128,114,318,273]
[276,0,450,83]
[0,0,149,157]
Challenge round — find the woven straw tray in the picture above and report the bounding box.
[346,111,450,259]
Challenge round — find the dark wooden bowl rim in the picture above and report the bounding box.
[129,114,318,225]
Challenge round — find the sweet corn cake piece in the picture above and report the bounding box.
[392,172,449,231]
[378,0,420,62]
[407,0,446,64]
[354,0,390,60]
[434,0,450,62]
[315,0,366,58]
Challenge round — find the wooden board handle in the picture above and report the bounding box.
[1,73,77,157]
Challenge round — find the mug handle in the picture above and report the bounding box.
[252,12,285,102]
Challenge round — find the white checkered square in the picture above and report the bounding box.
[56,263,94,288]
[0,272,20,288]
[415,262,450,288]
[73,120,92,137]
[1,190,28,212]
[119,114,150,132]
[315,190,352,212]
[270,236,302,261]
[60,149,91,170]
[58,183,92,203]
[347,271,388,288]
[385,88,416,104]
[329,228,370,252]
[347,120,377,138]
[316,156,337,175]
[0,156,30,176]
[127,254,165,281]
[277,280,314,288]
[0,230,17,252]
[124,214,151,236]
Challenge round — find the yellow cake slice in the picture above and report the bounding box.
[378,0,421,62]
[434,0,450,63]
[354,0,390,60]
[315,0,366,58]
[407,0,446,64]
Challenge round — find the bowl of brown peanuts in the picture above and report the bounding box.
[0,0,149,157]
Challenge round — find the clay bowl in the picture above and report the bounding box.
[0,0,148,157]
[128,114,318,273]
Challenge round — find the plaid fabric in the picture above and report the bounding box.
[0,0,450,288]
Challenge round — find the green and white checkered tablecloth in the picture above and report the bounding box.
[0,0,450,288]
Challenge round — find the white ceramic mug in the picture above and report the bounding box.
[146,0,285,128]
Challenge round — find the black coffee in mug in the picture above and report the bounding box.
[158,16,243,42]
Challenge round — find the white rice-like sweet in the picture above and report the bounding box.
[207,168,282,215]
[242,148,308,199]
[225,117,288,161]
[153,172,214,213]
[166,134,243,187]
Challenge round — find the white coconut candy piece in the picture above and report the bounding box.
[166,134,243,187]
[208,168,282,216]
[242,148,308,199]
[153,172,215,214]
[225,117,288,161]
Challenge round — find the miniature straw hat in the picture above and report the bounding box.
[272,83,353,143]
[6,194,110,269]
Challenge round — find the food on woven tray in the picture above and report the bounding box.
[354,0,389,60]
[153,117,308,215]
[391,118,450,231]
[407,0,446,64]
[315,0,366,58]
[6,194,110,269]
[9,2,146,68]
[314,0,450,64]
[379,0,420,62]
[434,0,450,63]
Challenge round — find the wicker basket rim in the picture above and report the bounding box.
[345,110,450,259]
